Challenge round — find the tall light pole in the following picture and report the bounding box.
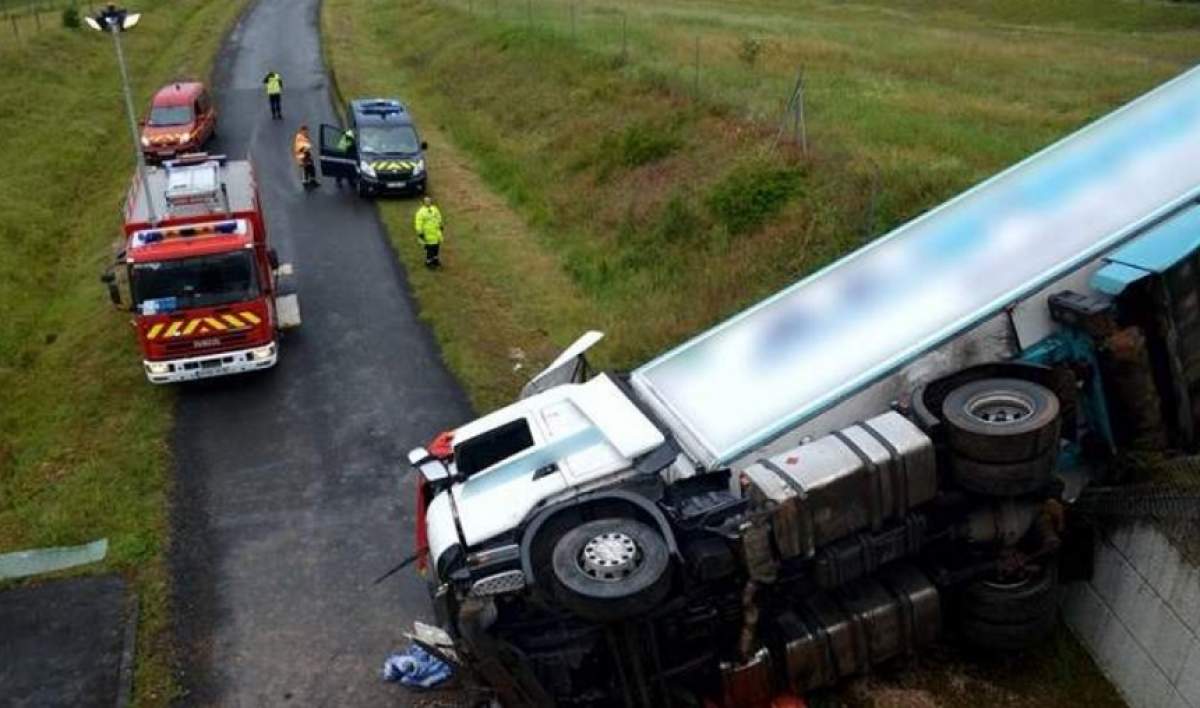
[86,5,157,224]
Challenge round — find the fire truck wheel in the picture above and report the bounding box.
[550,518,672,623]
[959,564,1059,652]
[943,378,1061,464]
[949,450,1057,496]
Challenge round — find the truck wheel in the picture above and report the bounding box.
[942,378,1061,464]
[550,518,671,623]
[949,450,1057,496]
[958,564,1058,652]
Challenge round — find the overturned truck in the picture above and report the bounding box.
[407,66,1200,705]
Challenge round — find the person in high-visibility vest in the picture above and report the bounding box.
[263,71,283,119]
[292,125,319,188]
[335,129,356,188]
[413,196,444,268]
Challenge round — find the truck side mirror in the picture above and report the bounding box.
[408,447,450,483]
[100,270,122,307]
[420,141,428,151]
[268,247,279,270]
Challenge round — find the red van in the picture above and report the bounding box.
[140,82,217,162]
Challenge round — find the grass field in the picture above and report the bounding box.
[322,0,1200,704]
[325,0,1200,412]
[0,1,246,703]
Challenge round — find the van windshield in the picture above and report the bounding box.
[148,105,193,127]
[131,251,258,312]
[359,125,420,155]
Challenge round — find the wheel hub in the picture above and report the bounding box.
[967,392,1035,425]
[580,531,640,581]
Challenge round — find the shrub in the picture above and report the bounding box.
[591,120,683,181]
[737,37,763,67]
[618,121,682,168]
[655,191,701,243]
[707,160,803,234]
[62,6,81,29]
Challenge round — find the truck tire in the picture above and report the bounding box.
[550,518,671,623]
[942,378,1061,464]
[959,564,1058,652]
[949,450,1057,496]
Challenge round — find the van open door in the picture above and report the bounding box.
[318,124,356,181]
[520,331,604,399]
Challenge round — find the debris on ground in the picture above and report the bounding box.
[0,538,108,580]
[382,644,454,689]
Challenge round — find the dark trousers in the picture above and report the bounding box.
[301,158,317,185]
[424,243,441,267]
[268,93,281,118]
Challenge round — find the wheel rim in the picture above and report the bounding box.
[580,531,641,581]
[966,391,1036,425]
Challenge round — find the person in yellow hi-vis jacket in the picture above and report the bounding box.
[413,196,444,268]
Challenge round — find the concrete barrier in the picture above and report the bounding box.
[1063,523,1200,708]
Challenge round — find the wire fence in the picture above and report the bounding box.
[433,0,811,153]
[0,1,106,40]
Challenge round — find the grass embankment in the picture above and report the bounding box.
[322,0,1200,704]
[0,1,246,703]
[324,0,1200,412]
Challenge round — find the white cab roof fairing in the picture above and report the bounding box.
[631,65,1200,471]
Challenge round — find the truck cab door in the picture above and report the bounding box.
[318,123,356,180]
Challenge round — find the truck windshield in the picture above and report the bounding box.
[132,251,258,311]
[359,125,419,155]
[148,105,193,127]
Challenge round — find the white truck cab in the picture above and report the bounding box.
[419,358,667,575]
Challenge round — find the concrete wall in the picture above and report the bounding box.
[1063,522,1200,708]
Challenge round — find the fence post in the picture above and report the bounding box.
[35,7,43,30]
[693,36,700,96]
[11,14,19,37]
[570,2,576,43]
[796,72,808,155]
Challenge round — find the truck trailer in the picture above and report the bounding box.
[407,66,1200,706]
[103,154,300,383]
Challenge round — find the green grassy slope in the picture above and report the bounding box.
[0,1,246,703]
[325,0,1200,411]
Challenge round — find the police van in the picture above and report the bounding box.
[317,98,428,197]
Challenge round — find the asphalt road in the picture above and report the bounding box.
[171,0,473,704]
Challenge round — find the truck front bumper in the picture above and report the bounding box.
[144,342,277,384]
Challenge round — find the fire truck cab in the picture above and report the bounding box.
[103,154,300,384]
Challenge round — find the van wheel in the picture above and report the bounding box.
[958,563,1058,652]
[550,518,671,623]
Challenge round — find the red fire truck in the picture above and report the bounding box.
[102,154,300,383]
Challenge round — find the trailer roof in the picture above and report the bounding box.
[631,66,1200,470]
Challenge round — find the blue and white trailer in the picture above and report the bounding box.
[408,66,1200,707]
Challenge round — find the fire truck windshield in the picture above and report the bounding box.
[131,251,258,311]
[148,105,193,127]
